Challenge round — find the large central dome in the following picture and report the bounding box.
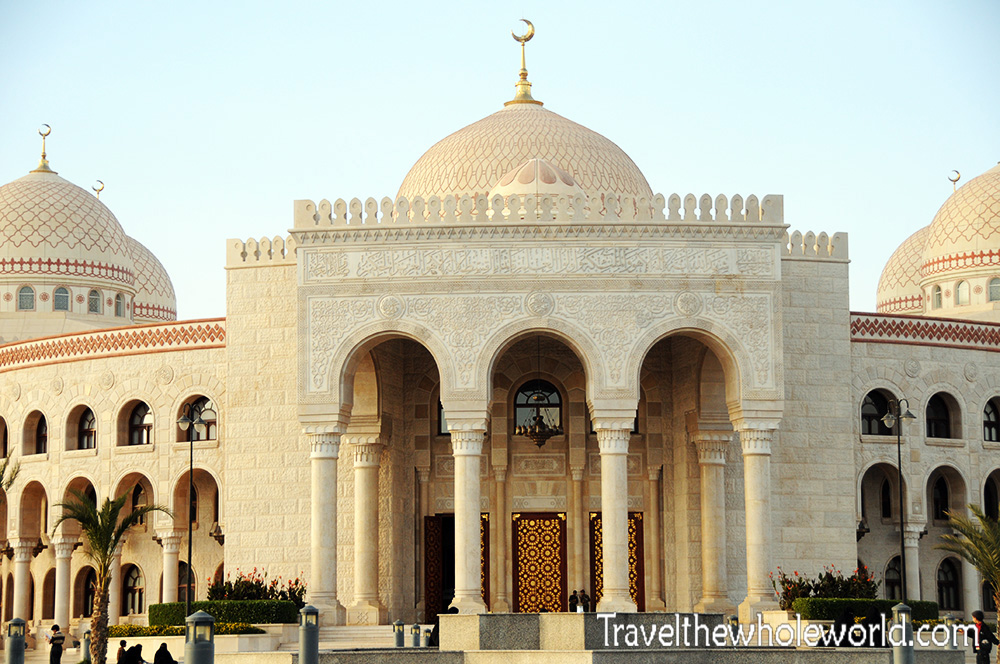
[397,103,654,202]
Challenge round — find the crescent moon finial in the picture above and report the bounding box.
[92,180,105,199]
[949,170,961,192]
[506,19,542,107]
[31,123,56,174]
[511,18,534,44]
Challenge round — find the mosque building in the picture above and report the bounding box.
[1,25,999,636]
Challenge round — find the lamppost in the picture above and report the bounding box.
[881,397,915,603]
[177,401,216,617]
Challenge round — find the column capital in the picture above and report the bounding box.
[571,467,585,482]
[348,437,384,467]
[308,432,341,459]
[903,524,924,547]
[416,467,431,484]
[451,429,484,456]
[158,531,183,553]
[736,426,775,456]
[694,435,730,465]
[11,538,35,562]
[596,428,630,455]
[494,466,507,483]
[52,536,77,559]
[112,539,126,558]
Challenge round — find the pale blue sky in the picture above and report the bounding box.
[2,0,998,320]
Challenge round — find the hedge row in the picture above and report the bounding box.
[791,598,939,621]
[148,600,298,626]
[109,623,265,637]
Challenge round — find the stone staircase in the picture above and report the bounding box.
[279,625,430,651]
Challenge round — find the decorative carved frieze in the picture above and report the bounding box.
[511,454,567,477]
[307,298,374,393]
[512,496,567,510]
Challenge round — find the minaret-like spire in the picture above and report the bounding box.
[31,124,57,174]
[505,19,543,106]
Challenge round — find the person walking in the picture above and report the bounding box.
[569,590,579,613]
[45,625,66,664]
[117,641,128,664]
[972,610,999,664]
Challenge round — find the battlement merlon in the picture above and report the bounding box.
[782,231,849,262]
[225,235,298,269]
[290,192,785,228]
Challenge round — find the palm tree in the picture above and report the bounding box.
[54,487,169,664]
[938,504,1000,662]
[0,454,21,491]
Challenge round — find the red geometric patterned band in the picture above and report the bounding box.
[0,256,135,285]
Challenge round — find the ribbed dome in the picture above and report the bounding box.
[127,237,177,323]
[0,170,136,289]
[922,163,1000,278]
[876,225,928,314]
[397,103,653,202]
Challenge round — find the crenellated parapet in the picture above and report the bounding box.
[781,230,849,261]
[291,192,784,229]
[225,235,298,268]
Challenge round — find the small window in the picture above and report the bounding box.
[861,391,893,435]
[880,478,892,519]
[985,399,1000,442]
[985,477,1000,521]
[122,565,145,615]
[177,562,195,605]
[189,486,199,524]
[937,558,961,611]
[990,278,1000,303]
[18,286,35,311]
[129,403,152,445]
[932,285,942,309]
[132,485,148,525]
[932,476,950,521]
[515,379,562,431]
[926,395,951,438]
[183,397,217,442]
[885,557,902,600]
[984,580,997,612]
[438,400,450,436]
[35,414,48,454]
[88,290,101,314]
[956,281,970,306]
[78,408,96,450]
[53,287,70,311]
[81,568,97,618]
[115,294,124,317]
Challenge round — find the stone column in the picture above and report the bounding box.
[694,433,734,613]
[645,466,665,611]
[415,467,430,616]
[595,426,636,613]
[108,541,124,625]
[449,427,487,614]
[571,467,586,592]
[962,558,978,619]
[903,526,921,601]
[493,467,510,612]
[347,437,387,625]
[53,536,76,629]
[159,531,182,604]
[737,424,779,622]
[12,539,34,620]
[309,430,346,626]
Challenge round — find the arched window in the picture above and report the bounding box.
[129,403,152,445]
[990,278,1000,303]
[132,485,148,525]
[956,280,970,305]
[79,568,97,618]
[880,478,892,519]
[78,408,96,450]
[177,562,195,604]
[53,287,70,312]
[122,565,144,615]
[88,290,101,314]
[189,486,199,525]
[985,399,1000,442]
[985,477,999,521]
[932,285,943,309]
[926,395,951,438]
[114,294,124,317]
[984,580,997,612]
[438,400,449,436]
[18,286,35,311]
[1,417,7,458]
[937,558,961,611]
[885,557,902,600]
[514,379,562,430]
[35,414,48,454]
[932,476,950,521]
[861,391,892,435]
[183,397,217,442]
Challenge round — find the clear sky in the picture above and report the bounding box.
[2,0,998,320]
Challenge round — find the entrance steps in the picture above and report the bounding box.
[278,625,431,650]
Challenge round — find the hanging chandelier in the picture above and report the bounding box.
[513,337,563,447]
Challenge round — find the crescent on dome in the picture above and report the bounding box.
[512,19,534,43]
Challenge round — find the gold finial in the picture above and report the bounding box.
[31,124,57,174]
[505,19,543,106]
[92,180,105,199]
[948,170,961,192]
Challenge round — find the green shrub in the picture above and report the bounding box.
[109,622,264,637]
[148,600,298,626]
[791,597,938,621]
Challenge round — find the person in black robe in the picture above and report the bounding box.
[153,643,176,664]
[569,590,579,612]
[580,589,591,612]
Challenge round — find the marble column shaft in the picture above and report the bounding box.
[160,531,182,604]
[450,429,487,613]
[494,467,509,611]
[738,425,777,621]
[695,435,730,610]
[108,542,124,625]
[595,427,636,613]
[350,438,385,619]
[310,431,346,625]
[571,467,586,591]
[53,537,76,629]
[12,539,34,620]
[646,467,663,608]
[903,527,921,601]
[416,468,430,612]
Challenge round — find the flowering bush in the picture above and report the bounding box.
[771,565,880,610]
[207,568,307,609]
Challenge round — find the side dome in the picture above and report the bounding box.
[922,163,1000,279]
[127,237,177,323]
[397,103,654,203]
[488,158,586,202]
[876,225,928,314]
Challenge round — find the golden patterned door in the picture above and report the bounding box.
[588,511,645,611]
[512,512,567,612]
[424,513,489,622]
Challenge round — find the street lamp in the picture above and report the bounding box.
[881,397,916,603]
[177,400,216,617]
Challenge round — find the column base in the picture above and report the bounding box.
[596,592,637,613]
[644,598,667,612]
[492,598,511,613]
[695,596,736,614]
[738,594,779,623]
[311,595,346,627]
[448,594,487,614]
[347,600,387,625]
